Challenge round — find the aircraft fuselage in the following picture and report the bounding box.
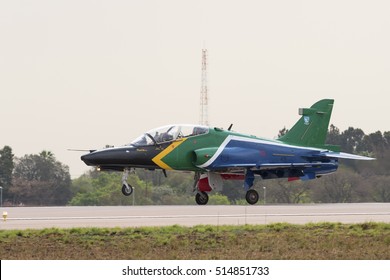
[81,125,338,180]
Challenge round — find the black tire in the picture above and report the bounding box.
[195,192,209,205]
[246,189,259,205]
[122,184,133,196]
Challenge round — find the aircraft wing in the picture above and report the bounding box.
[209,162,336,171]
[320,151,375,161]
[256,162,337,169]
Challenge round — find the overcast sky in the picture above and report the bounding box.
[1,0,389,177]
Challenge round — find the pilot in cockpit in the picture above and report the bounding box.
[192,126,208,136]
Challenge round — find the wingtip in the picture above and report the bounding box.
[323,152,376,161]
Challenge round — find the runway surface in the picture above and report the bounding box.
[1,203,389,230]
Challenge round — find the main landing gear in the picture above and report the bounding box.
[195,192,209,205]
[194,187,259,205]
[244,169,259,205]
[193,172,260,205]
[121,169,133,196]
[245,189,259,205]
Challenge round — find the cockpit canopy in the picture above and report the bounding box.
[130,124,209,146]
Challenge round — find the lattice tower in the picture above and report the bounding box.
[199,49,209,126]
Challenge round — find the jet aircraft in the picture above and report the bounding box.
[81,99,374,205]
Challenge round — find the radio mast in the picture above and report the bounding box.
[199,48,209,126]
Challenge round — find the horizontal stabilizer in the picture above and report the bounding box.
[321,151,375,161]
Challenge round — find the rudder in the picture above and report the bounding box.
[278,99,335,149]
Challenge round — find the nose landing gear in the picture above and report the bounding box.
[122,182,133,196]
[121,169,133,196]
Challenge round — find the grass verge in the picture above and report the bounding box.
[1,222,389,259]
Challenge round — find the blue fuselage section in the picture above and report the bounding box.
[201,135,339,180]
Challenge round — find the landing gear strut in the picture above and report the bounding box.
[243,169,259,205]
[121,169,133,196]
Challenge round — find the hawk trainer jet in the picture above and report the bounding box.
[81,99,374,205]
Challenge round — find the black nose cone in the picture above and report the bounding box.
[81,152,97,166]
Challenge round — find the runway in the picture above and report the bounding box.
[1,203,389,230]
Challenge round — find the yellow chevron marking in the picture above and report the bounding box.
[152,138,187,170]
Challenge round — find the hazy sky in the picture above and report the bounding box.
[1,0,389,177]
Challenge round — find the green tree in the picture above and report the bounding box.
[70,170,196,206]
[326,124,342,147]
[311,167,362,203]
[70,171,156,206]
[369,175,390,202]
[221,180,246,204]
[151,184,193,205]
[10,151,71,206]
[366,131,387,158]
[340,127,366,154]
[0,146,14,201]
[265,180,311,204]
[208,193,231,205]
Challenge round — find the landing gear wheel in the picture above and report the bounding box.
[195,192,209,205]
[246,189,259,205]
[122,183,133,196]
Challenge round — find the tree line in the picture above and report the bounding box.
[0,125,389,206]
[0,149,72,206]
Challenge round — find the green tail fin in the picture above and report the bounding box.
[278,99,337,150]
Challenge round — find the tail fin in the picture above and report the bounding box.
[278,99,338,150]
